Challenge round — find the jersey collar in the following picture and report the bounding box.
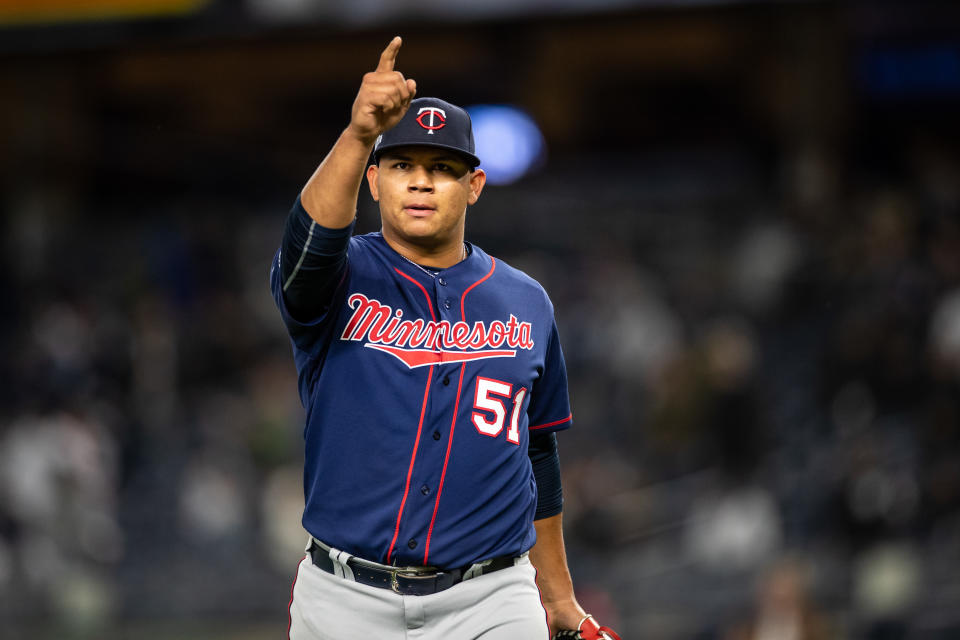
[373,233,490,283]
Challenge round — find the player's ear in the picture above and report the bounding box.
[467,168,486,205]
[366,164,380,202]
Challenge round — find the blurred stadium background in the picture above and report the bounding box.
[2,0,960,638]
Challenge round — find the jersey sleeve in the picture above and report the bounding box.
[526,320,573,434]
[269,195,354,359]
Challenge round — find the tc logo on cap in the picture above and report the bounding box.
[415,107,446,134]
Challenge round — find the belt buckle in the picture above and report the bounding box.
[390,567,439,594]
[390,571,402,594]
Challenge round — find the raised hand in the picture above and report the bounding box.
[348,36,418,145]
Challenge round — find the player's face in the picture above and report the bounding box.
[367,147,486,256]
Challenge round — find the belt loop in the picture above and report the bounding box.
[462,559,489,581]
[327,547,355,581]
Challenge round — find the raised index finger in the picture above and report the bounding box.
[376,36,402,72]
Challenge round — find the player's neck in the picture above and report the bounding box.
[384,234,468,269]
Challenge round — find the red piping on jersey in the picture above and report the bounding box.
[386,365,433,564]
[423,257,497,564]
[395,267,438,322]
[529,413,573,430]
[460,258,497,319]
[424,360,466,564]
[386,265,439,564]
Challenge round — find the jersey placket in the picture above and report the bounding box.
[390,258,497,567]
[388,268,461,566]
[421,272,464,565]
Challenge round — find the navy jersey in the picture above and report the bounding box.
[270,225,572,569]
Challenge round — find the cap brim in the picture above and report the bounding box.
[373,142,480,170]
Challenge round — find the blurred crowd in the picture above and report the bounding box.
[1,123,959,639]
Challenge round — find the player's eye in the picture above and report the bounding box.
[392,161,409,169]
[433,163,452,172]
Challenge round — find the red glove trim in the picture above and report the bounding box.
[579,614,623,640]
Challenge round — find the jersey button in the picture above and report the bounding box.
[432,431,441,440]
[442,376,450,386]
[438,277,447,286]
[443,299,452,310]
[407,539,418,550]
[420,484,431,495]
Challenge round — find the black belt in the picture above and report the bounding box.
[307,539,518,596]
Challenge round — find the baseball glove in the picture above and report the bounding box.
[552,614,622,640]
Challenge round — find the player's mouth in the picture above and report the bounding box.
[403,203,436,217]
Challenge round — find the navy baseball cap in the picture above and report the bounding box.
[373,97,481,169]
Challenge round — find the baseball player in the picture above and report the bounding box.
[270,36,620,640]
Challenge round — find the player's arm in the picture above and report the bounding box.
[530,470,621,640]
[530,512,589,636]
[300,36,417,228]
[277,37,417,317]
[528,433,583,635]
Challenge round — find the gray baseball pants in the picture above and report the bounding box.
[287,551,550,639]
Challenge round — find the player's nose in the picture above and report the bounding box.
[407,165,434,191]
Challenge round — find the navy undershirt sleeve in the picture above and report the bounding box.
[280,195,356,319]
[528,432,563,520]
